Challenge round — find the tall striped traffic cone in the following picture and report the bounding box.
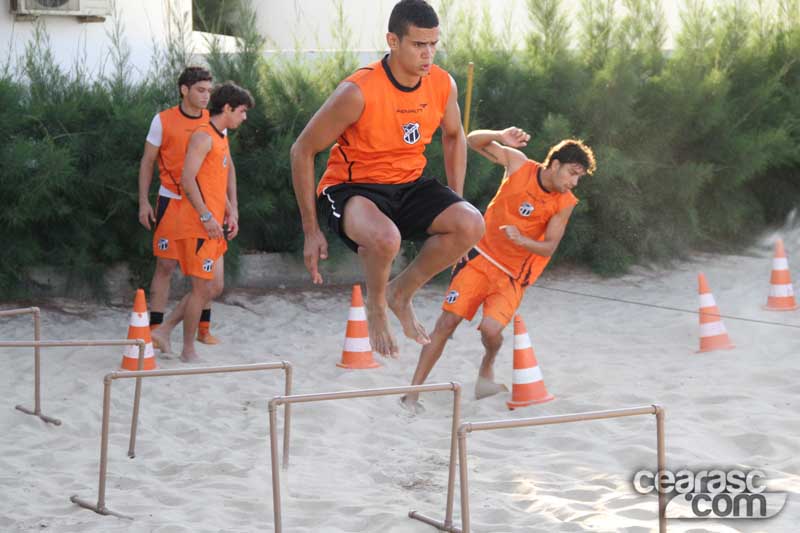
[764,239,798,311]
[697,273,734,353]
[121,289,157,370]
[337,285,380,369]
[507,315,553,409]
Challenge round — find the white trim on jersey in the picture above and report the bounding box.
[158,185,181,200]
[146,114,163,147]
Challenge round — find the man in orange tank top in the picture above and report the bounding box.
[150,83,254,363]
[138,67,225,350]
[291,0,484,357]
[402,127,596,410]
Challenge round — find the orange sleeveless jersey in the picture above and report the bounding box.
[316,56,452,195]
[157,106,209,195]
[475,160,578,284]
[175,123,230,239]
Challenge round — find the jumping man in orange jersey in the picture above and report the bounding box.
[291,0,484,357]
[402,127,596,410]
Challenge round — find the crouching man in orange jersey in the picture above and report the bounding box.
[402,127,596,410]
[151,83,254,362]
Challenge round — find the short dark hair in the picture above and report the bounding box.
[177,66,212,98]
[544,140,597,175]
[388,0,439,38]
[209,81,255,116]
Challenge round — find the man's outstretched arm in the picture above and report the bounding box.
[290,82,364,284]
[467,127,530,175]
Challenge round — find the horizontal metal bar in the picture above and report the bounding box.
[271,382,458,406]
[0,307,38,317]
[462,406,657,434]
[0,339,144,348]
[108,362,289,380]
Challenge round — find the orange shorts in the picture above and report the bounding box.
[153,195,181,260]
[175,237,227,280]
[442,253,524,327]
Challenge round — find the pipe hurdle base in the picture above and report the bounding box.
[408,510,462,532]
[15,404,61,425]
[70,495,133,520]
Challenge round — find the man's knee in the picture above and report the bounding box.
[453,204,485,244]
[210,278,224,299]
[155,258,177,277]
[193,278,221,301]
[479,321,504,350]
[436,311,463,337]
[360,225,401,258]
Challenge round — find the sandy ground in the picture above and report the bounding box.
[1,231,799,532]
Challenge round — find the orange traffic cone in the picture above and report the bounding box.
[764,239,798,311]
[697,273,734,353]
[507,315,553,409]
[121,289,157,370]
[337,285,380,369]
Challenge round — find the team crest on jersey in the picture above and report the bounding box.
[445,290,459,304]
[157,238,169,251]
[222,155,228,167]
[402,122,421,145]
[202,259,214,273]
[519,201,534,217]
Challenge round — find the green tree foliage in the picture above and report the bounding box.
[436,0,800,274]
[1,0,799,297]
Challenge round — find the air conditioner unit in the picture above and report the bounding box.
[10,0,111,19]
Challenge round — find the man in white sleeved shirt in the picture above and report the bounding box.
[138,66,239,352]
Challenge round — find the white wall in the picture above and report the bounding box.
[255,0,684,53]
[0,0,237,80]
[1,0,172,78]
[0,0,687,79]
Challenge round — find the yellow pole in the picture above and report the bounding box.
[463,61,474,133]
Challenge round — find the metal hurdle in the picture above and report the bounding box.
[410,405,667,533]
[1,307,46,422]
[71,361,293,519]
[1,331,146,426]
[267,382,462,533]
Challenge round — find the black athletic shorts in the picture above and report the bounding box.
[317,176,465,252]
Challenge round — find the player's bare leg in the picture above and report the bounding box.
[149,257,177,351]
[388,202,483,345]
[401,311,463,410]
[475,316,508,399]
[344,197,401,357]
[151,290,191,356]
[180,257,224,363]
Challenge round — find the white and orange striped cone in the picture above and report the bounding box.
[121,289,157,371]
[697,273,734,353]
[337,285,380,369]
[764,239,798,311]
[507,315,553,409]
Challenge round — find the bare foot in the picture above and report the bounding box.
[180,350,201,363]
[150,328,172,354]
[475,376,508,400]
[366,306,399,357]
[399,395,425,414]
[387,282,430,346]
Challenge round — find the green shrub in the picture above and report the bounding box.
[1,0,799,298]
